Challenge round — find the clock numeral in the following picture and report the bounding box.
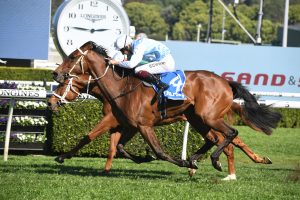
[63,26,70,32]
[69,13,76,18]
[113,15,119,21]
[66,40,73,46]
[106,6,109,11]
[78,4,84,10]
[90,1,98,7]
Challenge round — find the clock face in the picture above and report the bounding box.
[54,0,130,57]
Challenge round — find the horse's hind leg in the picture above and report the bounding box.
[232,137,272,164]
[222,143,237,180]
[180,109,217,174]
[138,125,197,169]
[204,118,238,171]
[185,112,214,162]
[189,138,215,161]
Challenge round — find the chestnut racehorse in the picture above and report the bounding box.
[48,74,273,180]
[50,41,281,172]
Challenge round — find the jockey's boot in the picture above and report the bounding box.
[136,70,169,98]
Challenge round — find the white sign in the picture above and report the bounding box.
[0,89,47,98]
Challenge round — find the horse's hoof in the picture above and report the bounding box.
[54,156,64,164]
[222,174,237,181]
[99,170,111,176]
[188,168,197,177]
[263,157,272,164]
[189,160,198,169]
[144,154,156,162]
[212,160,222,172]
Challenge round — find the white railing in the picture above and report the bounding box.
[0,80,58,91]
[0,89,50,161]
[0,88,97,161]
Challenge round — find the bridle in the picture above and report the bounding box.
[66,48,88,79]
[58,47,142,101]
[53,76,92,104]
[66,48,111,81]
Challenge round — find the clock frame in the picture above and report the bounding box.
[52,0,130,57]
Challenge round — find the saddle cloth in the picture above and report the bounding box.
[154,70,186,100]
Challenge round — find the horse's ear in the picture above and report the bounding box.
[88,41,96,49]
[81,41,93,50]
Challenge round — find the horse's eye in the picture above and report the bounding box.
[63,73,70,79]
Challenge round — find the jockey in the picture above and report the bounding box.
[109,34,176,99]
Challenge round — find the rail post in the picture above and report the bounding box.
[4,98,14,161]
[181,121,190,160]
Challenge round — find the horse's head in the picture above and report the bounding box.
[48,74,94,111]
[52,41,109,83]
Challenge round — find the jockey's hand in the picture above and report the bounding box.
[109,59,119,66]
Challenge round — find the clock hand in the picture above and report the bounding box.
[70,26,111,33]
[91,28,111,33]
[70,26,91,31]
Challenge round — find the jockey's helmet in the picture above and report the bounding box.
[114,35,133,51]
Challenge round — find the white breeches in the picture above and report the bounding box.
[134,54,176,74]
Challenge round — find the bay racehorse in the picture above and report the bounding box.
[48,74,273,179]
[51,41,281,172]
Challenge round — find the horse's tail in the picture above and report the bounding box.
[228,81,282,135]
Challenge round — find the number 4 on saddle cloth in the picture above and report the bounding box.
[154,70,186,100]
[152,70,186,118]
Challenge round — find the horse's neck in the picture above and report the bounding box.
[91,65,140,124]
[89,83,107,102]
[91,65,137,103]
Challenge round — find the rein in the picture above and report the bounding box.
[112,78,143,100]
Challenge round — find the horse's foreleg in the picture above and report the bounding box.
[54,135,91,164]
[104,127,156,173]
[138,125,197,169]
[104,131,122,173]
[117,128,156,164]
[55,114,118,164]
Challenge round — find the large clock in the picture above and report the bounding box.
[53,0,130,57]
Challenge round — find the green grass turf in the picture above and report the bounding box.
[0,127,299,200]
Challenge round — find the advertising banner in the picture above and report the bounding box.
[0,0,51,59]
[163,41,300,96]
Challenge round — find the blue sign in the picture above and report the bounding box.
[0,0,51,60]
[163,41,300,96]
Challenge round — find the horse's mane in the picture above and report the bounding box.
[88,41,109,58]
[82,41,134,77]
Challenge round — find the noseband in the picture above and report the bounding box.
[53,76,92,104]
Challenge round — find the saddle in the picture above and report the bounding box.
[144,70,187,119]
